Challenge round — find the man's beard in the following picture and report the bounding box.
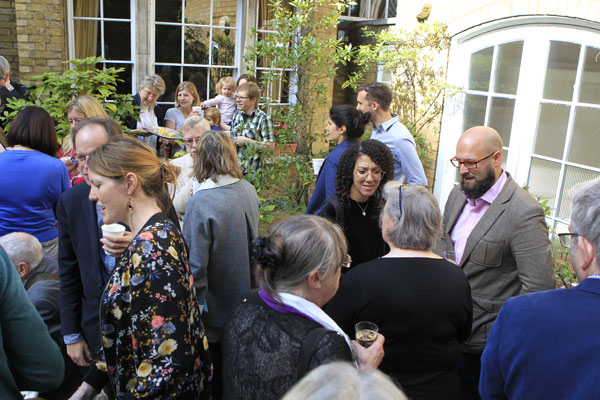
[460,165,497,199]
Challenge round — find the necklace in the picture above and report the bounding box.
[354,199,369,216]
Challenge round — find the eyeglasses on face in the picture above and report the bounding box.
[398,185,403,217]
[354,168,385,181]
[558,232,580,248]
[75,154,90,163]
[183,137,202,146]
[235,95,250,100]
[450,151,496,169]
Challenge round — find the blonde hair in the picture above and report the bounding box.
[63,96,109,154]
[139,74,166,95]
[237,82,260,99]
[87,136,180,213]
[216,76,236,95]
[192,131,241,183]
[203,107,221,124]
[175,81,200,108]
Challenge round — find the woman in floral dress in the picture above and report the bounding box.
[69,136,212,399]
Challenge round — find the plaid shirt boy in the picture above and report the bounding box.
[230,107,274,172]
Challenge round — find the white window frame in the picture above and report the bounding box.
[153,0,244,101]
[435,17,600,221]
[67,0,137,94]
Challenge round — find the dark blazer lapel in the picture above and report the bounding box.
[82,193,105,281]
[460,176,517,267]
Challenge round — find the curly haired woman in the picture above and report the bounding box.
[318,139,394,269]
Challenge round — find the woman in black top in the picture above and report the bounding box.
[222,215,385,400]
[327,184,473,400]
[318,139,394,268]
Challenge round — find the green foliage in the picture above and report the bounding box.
[1,57,138,142]
[243,0,353,207]
[346,22,458,158]
[524,185,577,288]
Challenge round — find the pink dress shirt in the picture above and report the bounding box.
[450,171,508,264]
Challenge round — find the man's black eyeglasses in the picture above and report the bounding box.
[558,232,579,248]
[450,151,496,169]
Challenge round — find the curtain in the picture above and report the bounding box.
[359,0,385,19]
[74,0,99,59]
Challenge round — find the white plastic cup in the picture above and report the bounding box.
[101,223,125,239]
[312,158,325,175]
[192,106,204,116]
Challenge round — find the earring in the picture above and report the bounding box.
[128,197,134,228]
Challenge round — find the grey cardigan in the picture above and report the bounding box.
[183,178,260,335]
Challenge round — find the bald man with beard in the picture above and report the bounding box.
[435,126,555,399]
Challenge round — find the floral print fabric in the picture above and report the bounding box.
[98,213,212,398]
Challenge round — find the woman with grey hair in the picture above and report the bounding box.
[127,74,167,150]
[222,215,385,400]
[283,361,407,400]
[327,183,473,400]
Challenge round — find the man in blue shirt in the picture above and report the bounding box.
[356,83,427,185]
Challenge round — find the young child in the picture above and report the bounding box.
[200,76,236,130]
[204,107,223,131]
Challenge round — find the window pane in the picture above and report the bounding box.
[468,47,493,91]
[184,27,210,65]
[527,158,561,211]
[568,106,600,168]
[155,65,179,104]
[74,19,100,58]
[156,0,182,23]
[212,28,236,66]
[578,46,600,105]
[186,0,211,25]
[156,25,182,63]
[104,22,130,61]
[488,97,514,146]
[559,166,600,219]
[543,41,580,101]
[183,67,208,100]
[101,63,133,95]
[74,0,99,17]
[462,94,487,132]
[209,67,234,99]
[533,103,569,159]
[493,41,523,95]
[103,0,130,19]
[212,0,238,27]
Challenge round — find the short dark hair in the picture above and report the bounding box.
[7,106,58,156]
[329,105,369,142]
[358,83,393,111]
[335,139,394,212]
[72,118,124,145]
[236,74,257,86]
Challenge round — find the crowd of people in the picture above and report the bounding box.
[1,52,599,400]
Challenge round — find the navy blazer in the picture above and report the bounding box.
[57,182,108,354]
[480,278,600,399]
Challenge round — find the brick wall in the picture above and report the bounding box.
[0,0,66,84]
[0,0,19,80]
